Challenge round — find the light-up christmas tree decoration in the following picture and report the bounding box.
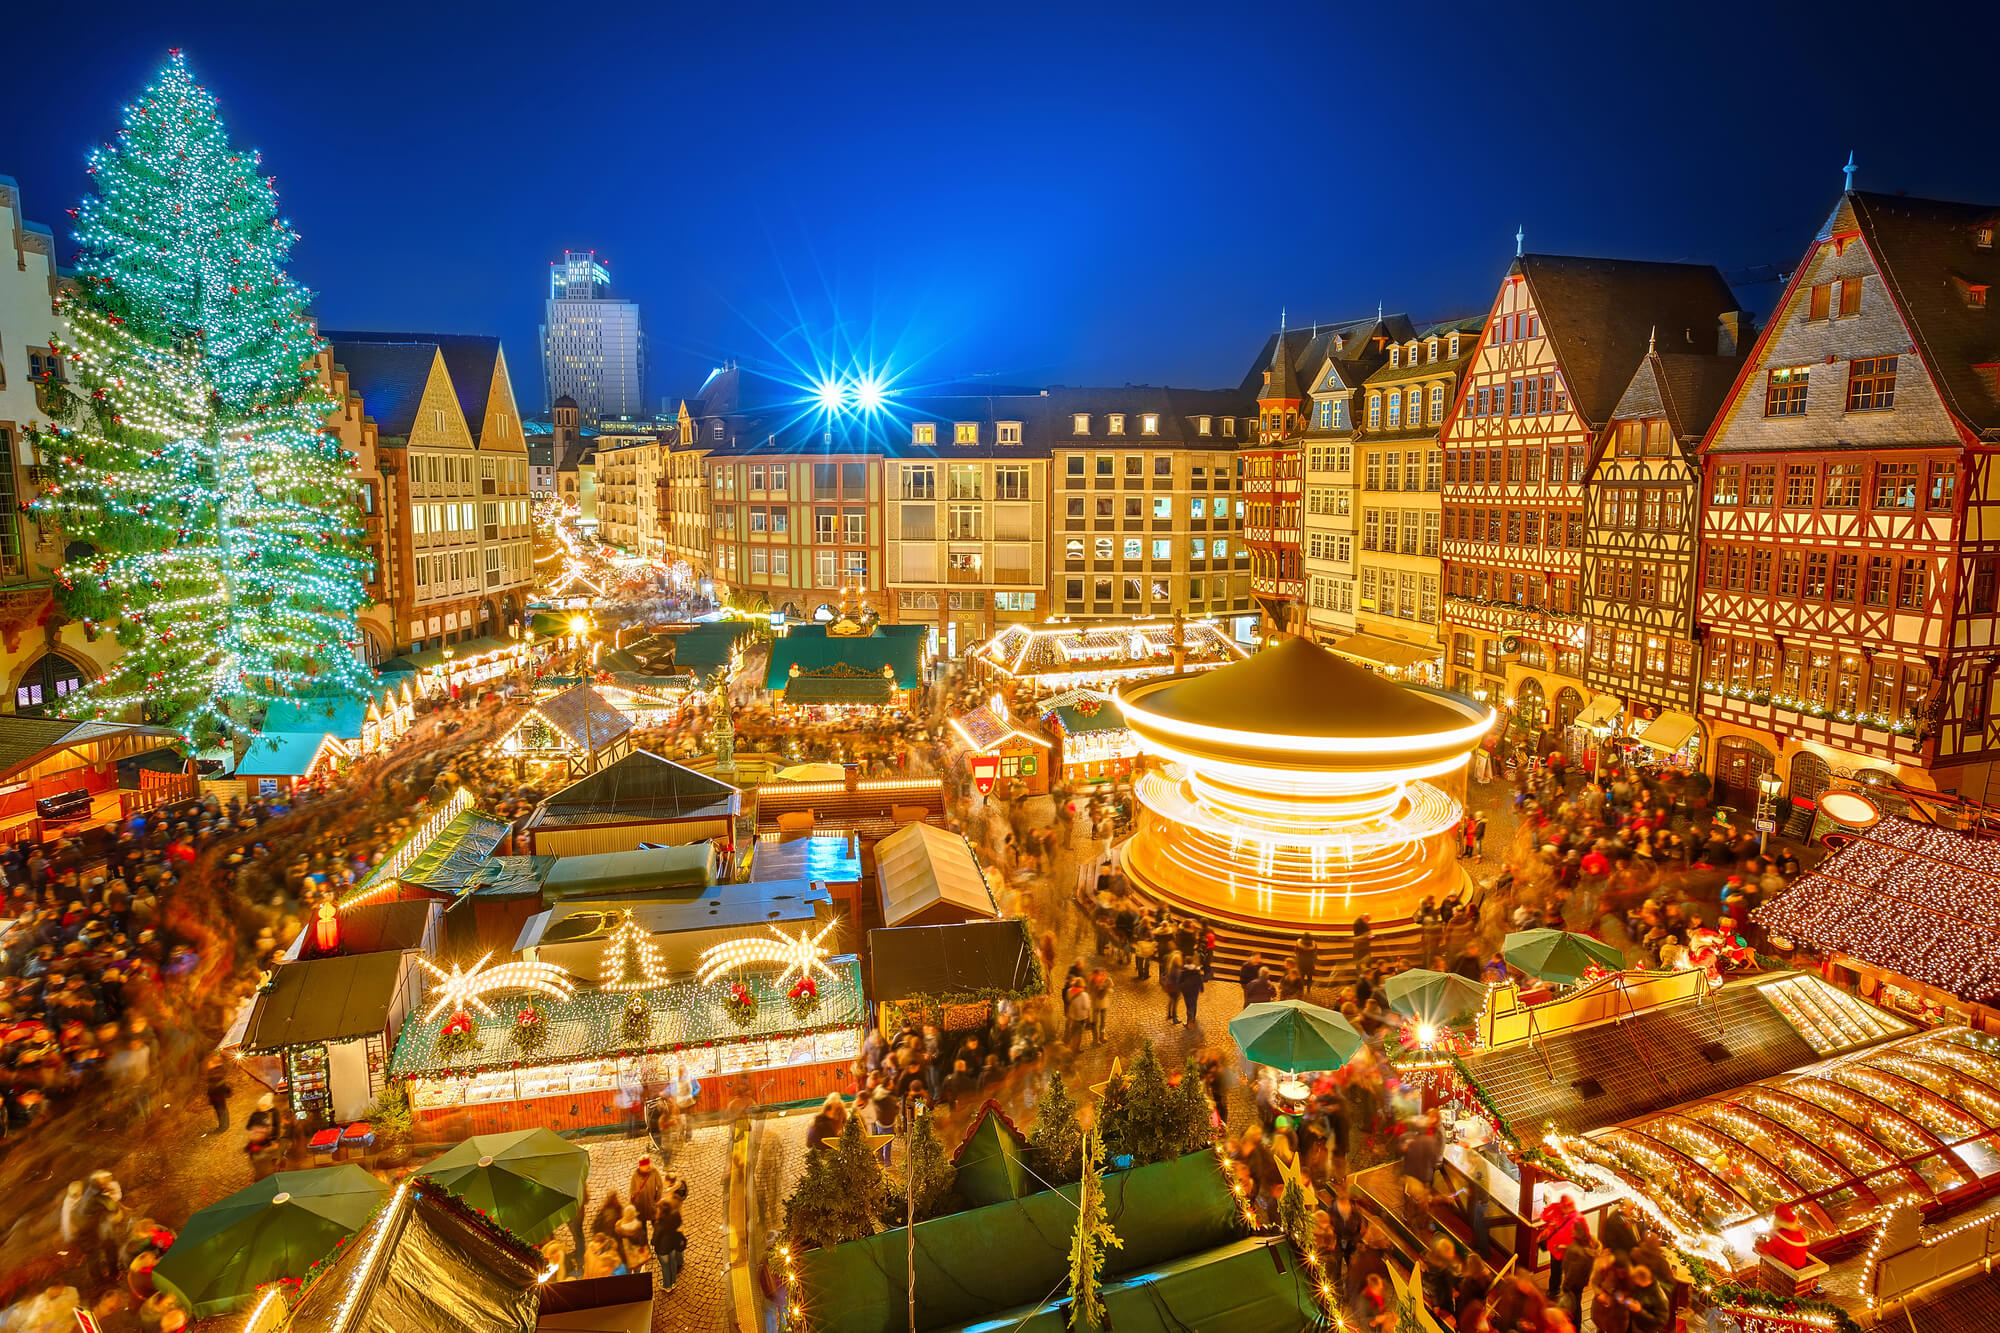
[418,953,576,1026]
[31,50,372,747]
[600,910,668,992]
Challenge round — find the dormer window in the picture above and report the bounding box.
[1196,415,1212,436]
[1072,413,1090,434]
[1408,343,1420,364]
[1978,227,1994,249]
[1389,347,1400,368]
[1955,275,1990,308]
[1427,339,1439,362]
[912,422,936,445]
[1448,334,1461,357]
[1141,414,1158,435]
[1223,417,1237,437]
[953,422,978,444]
[1108,414,1126,435]
[997,421,1022,445]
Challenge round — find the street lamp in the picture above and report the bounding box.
[1756,771,1784,853]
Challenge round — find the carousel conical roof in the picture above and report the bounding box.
[1123,635,1470,740]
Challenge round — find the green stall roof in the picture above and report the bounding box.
[540,845,716,900]
[942,1237,1318,1333]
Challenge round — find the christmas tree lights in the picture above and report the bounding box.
[31,51,372,746]
[599,910,668,992]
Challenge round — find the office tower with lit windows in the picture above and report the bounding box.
[540,250,645,423]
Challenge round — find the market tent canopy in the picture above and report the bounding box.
[1502,929,1625,985]
[869,919,1042,1005]
[152,1165,389,1318]
[540,846,716,900]
[241,951,406,1053]
[530,750,739,827]
[1755,816,2000,1002]
[529,613,571,637]
[237,731,344,778]
[874,822,997,926]
[418,1128,589,1244]
[1383,968,1488,1025]
[1039,687,1127,736]
[275,1184,541,1333]
[1574,694,1622,729]
[1329,631,1438,671]
[952,1102,1035,1206]
[939,1237,1318,1333]
[1630,711,1698,753]
[264,694,369,744]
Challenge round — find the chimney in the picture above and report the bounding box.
[1718,311,1753,358]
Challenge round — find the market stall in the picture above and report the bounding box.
[971,616,1246,696]
[342,788,514,909]
[234,731,347,802]
[521,749,741,857]
[945,695,1051,796]
[1039,687,1137,785]
[1620,708,1702,774]
[766,621,929,714]
[496,684,634,778]
[238,949,427,1128]
[391,957,867,1134]
[873,821,999,928]
[403,635,532,698]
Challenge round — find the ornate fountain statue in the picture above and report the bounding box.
[710,666,738,781]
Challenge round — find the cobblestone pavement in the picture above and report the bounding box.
[577,1125,733,1332]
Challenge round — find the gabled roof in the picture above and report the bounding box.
[1842,191,2000,434]
[531,749,739,827]
[868,917,1042,1004]
[0,716,180,783]
[519,685,632,752]
[322,337,447,439]
[241,950,405,1052]
[1516,254,1738,428]
[265,693,370,742]
[874,822,998,926]
[1244,317,1407,400]
[951,1101,1036,1205]
[275,1184,541,1333]
[239,731,344,778]
[1594,349,1745,473]
[322,331,507,445]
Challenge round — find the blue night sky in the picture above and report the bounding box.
[4,1,1994,410]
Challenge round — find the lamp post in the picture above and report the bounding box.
[1756,771,1784,853]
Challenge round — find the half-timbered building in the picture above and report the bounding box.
[1440,254,1739,745]
[1244,331,1307,633]
[1580,338,1747,772]
[1696,191,2000,809]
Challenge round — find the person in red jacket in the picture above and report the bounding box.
[1536,1192,1581,1296]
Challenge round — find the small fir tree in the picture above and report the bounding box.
[1066,1128,1123,1333]
[1030,1071,1086,1184]
[34,51,371,746]
[905,1105,957,1222]
[1277,1174,1312,1255]
[1098,1042,1183,1166]
[1171,1058,1218,1149]
[782,1116,891,1249]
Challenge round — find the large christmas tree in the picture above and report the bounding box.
[33,50,371,748]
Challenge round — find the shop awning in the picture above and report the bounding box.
[1329,632,1438,671]
[241,952,405,1053]
[1574,694,1622,730]
[406,637,521,671]
[1630,710,1698,754]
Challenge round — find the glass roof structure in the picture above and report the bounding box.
[1550,1028,2000,1268]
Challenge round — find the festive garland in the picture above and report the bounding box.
[726,982,757,1025]
[436,1012,478,1058]
[621,995,650,1041]
[511,1005,549,1052]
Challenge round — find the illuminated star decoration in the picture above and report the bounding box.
[1090,1057,1126,1100]
[1276,1146,1315,1202]
[419,952,576,1025]
[825,1127,897,1154]
[695,921,840,991]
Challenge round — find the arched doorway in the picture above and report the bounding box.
[14,652,85,716]
[1788,751,1832,804]
[1715,736,1775,810]
[1553,686,1583,732]
[1514,678,1546,738]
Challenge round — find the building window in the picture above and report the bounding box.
[1711,465,1741,507]
[953,422,979,444]
[1929,461,1958,511]
[1140,414,1158,435]
[1874,461,1918,510]
[1784,464,1817,508]
[1897,558,1929,608]
[1072,414,1090,434]
[1428,385,1444,424]
[1826,462,1863,507]
[1847,356,1898,412]
[1367,394,1381,429]
[995,421,1021,445]
[1316,400,1332,429]
[1839,277,1863,317]
[1765,366,1810,416]
[912,423,936,445]
[1108,414,1125,435]
[1386,395,1401,429]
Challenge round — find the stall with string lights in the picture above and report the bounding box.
[494,683,634,778]
[945,694,1052,796]
[1039,686,1138,785]
[972,616,1246,697]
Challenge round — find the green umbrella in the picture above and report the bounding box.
[152,1165,389,1318]
[1228,1000,1366,1073]
[1502,929,1626,986]
[1382,968,1488,1026]
[418,1127,589,1243]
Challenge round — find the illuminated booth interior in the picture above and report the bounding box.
[1117,636,1490,928]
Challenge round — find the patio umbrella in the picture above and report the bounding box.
[1382,968,1488,1025]
[151,1165,388,1318]
[1502,929,1626,986]
[1228,1000,1366,1073]
[775,762,847,782]
[418,1127,589,1243]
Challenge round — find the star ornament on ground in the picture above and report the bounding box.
[1276,1147,1315,1201]
[1090,1057,1125,1100]
[826,1129,896,1154]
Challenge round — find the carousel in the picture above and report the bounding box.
[1117,635,1490,929]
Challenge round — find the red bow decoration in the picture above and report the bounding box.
[788,976,818,1001]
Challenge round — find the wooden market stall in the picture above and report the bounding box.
[1038,686,1138,785]
[945,696,1052,796]
[521,749,741,856]
[765,620,929,712]
[496,684,635,777]
[0,715,186,840]
[237,942,433,1129]
[873,821,1000,927]
[970,615,1245,697]
[234,730,347,802]
[263,680,414,760]
[342,788,515,909]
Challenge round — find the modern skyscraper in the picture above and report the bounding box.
[540,250,644,422]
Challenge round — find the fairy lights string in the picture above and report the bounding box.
[29,51,371,748]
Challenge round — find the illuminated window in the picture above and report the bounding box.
[997,421,1021,445]
[1141,414,1159,435]
[912,423,936,445]
[1108,414,1126,435]
[1073,414,1090,434]
[1846,356,1898,412]
[954,422,979,444]
[1766,366,1810,416]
